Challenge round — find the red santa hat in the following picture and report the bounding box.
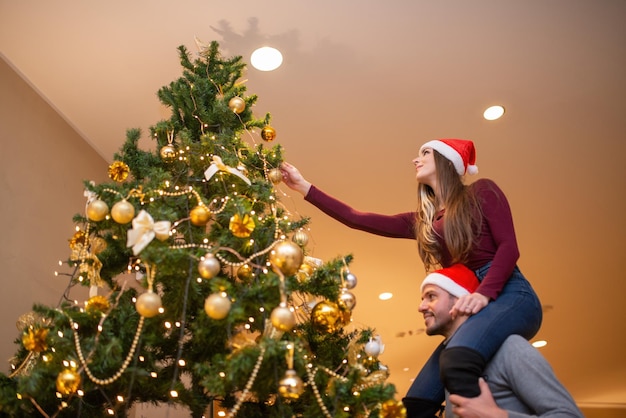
[419,138,478,175]
[420,264,479,297]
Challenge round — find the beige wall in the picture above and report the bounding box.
[0,55,108,368]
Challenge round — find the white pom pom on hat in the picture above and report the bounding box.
[421,264,480,298]
[419,138,478,175]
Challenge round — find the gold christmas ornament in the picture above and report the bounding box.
[228,96,246,114]
[269,241,304,276]
[190,205,211,226]
[86,199,109,222]
[56,368,81,395]
[381,399,407,418]
[229,213,256,238]
[268,168,283,184]
[338,289,357,311]
[278,369,304,400]
[296,263,314,283]
[91,236,108,255]
[160,144,177,162]
[198,253,221,279]
[204,293,232,320]
[292,229,309,247]
[311,301,350,333]
[22,328,48,353]
[108,161,130,182]
[111,199,135,224]
[237,263,253,280]
[135,291,162,318]
[69,230,86,250]
[270,304,296,332]
[85,295,111,314]
[261,125,277,142]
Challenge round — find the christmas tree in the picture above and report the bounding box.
[0,41,404,418]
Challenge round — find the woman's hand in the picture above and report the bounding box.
[280,162,312,196]
[450,292,489,318]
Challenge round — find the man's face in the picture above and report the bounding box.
[419,284,457,338]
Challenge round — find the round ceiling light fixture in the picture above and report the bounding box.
[483,105,505,120]
[250,46,283,71]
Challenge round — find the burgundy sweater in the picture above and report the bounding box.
[305,178,519,300]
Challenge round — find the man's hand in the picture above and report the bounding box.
[449,378,507,418]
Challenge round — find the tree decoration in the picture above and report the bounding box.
[267,167,283,184]
[381,399,407,418]
[338,288,357,311]
[198,253,221,279]
[86,198,109,221]
[21,327,48,353]
[85,295,110,314]
[135,265,162,318]
[56,368,81,396]
[107,161,130,182]
[190,204,211,226]
[270,303,296,332]
[278,343,303,400]
[292,229,309,247]
[160,129,178,163]
[260,125,277,142]
[204,292,231,320]
[228,96,246,114]
[311,300,350,333]
[111,199,135,224]
[269,240,304,276]
[229,213,255,238]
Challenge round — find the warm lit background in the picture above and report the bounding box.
[1,1,625,416]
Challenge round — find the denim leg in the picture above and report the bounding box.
[405,342,446,401]
[446,269,543,361]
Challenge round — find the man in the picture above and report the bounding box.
[407,264,583,418]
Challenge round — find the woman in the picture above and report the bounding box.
[280,138,542,418]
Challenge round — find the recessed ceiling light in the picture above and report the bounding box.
[378,292,393,301]
[483,105,505,120]
[532,340,547,348]
[250,47,283,71]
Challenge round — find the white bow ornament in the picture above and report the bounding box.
[204,155,251,185]
[126,210,171,255]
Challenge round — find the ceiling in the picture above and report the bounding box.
[2,0,626,411]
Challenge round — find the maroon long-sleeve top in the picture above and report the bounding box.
[305,178,519,300]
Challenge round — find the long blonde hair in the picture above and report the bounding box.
[415,151,480,271]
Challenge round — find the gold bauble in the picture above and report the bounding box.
[204,293,231,320]
[311,301,350,333]
[381,399,407,418]
[338,289,357,311]
[278,369,304,400]
[160,144,177,162]
[190,205,211,226]
[237,264,253,280]
[135,291,162,318]
[228,96,246,114]
[198,254,221,279]
[261,126,277,142]
[22,328,48,352]
[270,304,296,332]
[292,229,309,247]
[268,168,283,184]
[269,241,303,276]
[85,295,110,314]
[86,199,109,222]
[296,263,314,283]
[111,200,135,224]
[56,369,81,395]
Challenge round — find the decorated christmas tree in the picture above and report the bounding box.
[0,41,404,418]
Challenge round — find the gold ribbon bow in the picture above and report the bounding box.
[126,210,171,255]
[204,155,251,185]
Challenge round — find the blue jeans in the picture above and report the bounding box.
[405,264,543,401]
